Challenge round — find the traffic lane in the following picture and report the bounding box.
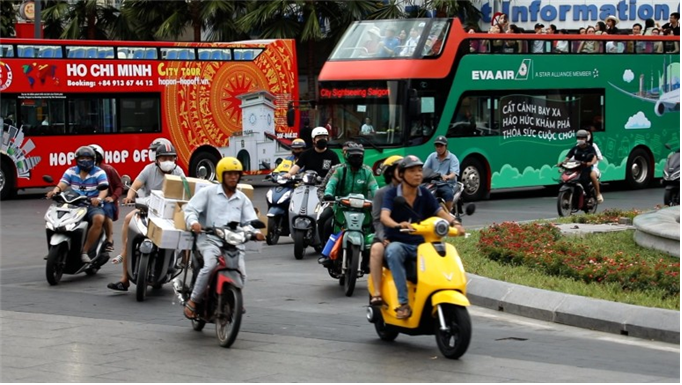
[0,209,679,382]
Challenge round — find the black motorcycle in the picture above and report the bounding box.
[663,143,680,206]
[421,168,475,221]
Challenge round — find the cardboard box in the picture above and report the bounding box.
[174,202,187,230]
[237,183,254,200]
[177,231,194,251]
[148,190,187,219]
[162,175,214,200]
[147,217,180,249]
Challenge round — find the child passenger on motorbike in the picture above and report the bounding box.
[107,139,185,292]
[556,129,599,201]
[380,155,465,319]
[369,155,403,306]
[183,157,264,319]
[46,146,109,264]
[318,143,378,267]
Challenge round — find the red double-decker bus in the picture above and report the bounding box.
[0,38,299,199]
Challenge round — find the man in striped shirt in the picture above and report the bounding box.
[46,146,109,263]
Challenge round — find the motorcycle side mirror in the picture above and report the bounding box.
[43,175,54,184]
[197,166,208,179]
[250,219,266,229]
[121,175,132,188]
[97,183,110,191]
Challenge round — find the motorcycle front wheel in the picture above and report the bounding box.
[374,312,399,342]
[344,244,360,297]
[292,230,305,260]
[216,285,243,348]
[435,304,472,360]
[46,243,67,285]
[266,216,280,245]
[136,254,150,302]
[556,190,574,217]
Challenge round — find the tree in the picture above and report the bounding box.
[0,1,19,38]
[41,0,119,40]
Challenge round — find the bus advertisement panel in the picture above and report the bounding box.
[0,39,299,199]
[318,18,679,201]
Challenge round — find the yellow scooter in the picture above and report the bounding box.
[366,216,471,359]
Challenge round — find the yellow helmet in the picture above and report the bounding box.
[216,157,243,183]
[291,138,306,149]
[378,155,403,176]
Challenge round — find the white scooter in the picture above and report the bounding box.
[43,176,110,285]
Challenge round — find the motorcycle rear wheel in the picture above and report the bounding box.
[435,304,472,360]
[136,254,150,302]
[46,243,67,285]
[266,216,280,245]
[374,312,399,342]
[292,230,305,260]
[216,285,243,348]
[344,244,360,297]
[556,190,573,217]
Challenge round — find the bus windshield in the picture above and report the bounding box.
[318,80,407,147]
[329,19,450,59]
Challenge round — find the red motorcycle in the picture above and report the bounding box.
[174,220,264,348]
[556,160,598,216]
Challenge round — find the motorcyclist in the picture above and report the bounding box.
[318,143,379,266]
[316,141,354,201]
[90,144,124,254]
[46,146,109,263]
[557,129,598,201]
[380,155,465,319]
[182,157,264,319]
[369,155,403,306]
[283,127,340,180]
[423,135,460,213]
[107,139,185,292]
[272,138,306,174]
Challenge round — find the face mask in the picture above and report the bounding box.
[347,155,364,168]
[77,159,94,171]
[158,160,176,172]
[315,139,328,149]
[577,139,586,146]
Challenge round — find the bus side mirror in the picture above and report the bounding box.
[408,89,420,118]
[287,108,295,127]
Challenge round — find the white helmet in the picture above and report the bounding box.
[311,126,329,138]
[89,144,104,163]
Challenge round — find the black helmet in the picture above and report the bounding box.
[434,135,448,146]
[155,142,177,159]
[345,142,365,156]
[75,146,96,171]
[399,155,424,171]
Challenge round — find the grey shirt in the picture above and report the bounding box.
[371,185,392,242]
[135,163,185,197]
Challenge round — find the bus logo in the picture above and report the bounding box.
[515,59,532,80]
[0,61,12,91]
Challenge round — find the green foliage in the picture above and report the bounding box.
[476,221,679,301]
[0,0,20,38]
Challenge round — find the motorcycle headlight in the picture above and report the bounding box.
[226,231,246,246]
[140,239,155,254]
[434,219,450,238]
[277,190,292,205]
[349,197,364,208]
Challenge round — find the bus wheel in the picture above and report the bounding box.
[625,149,652,189]
[0,160,15,201]
[190,151,219,181]
[460,158,488,201]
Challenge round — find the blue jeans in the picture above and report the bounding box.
[385,242,418,305]
[435,183,455,203]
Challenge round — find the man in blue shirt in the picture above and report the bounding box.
[424,135,460,213]
[380,155,464,319]
[46,146,109,263]
[377,26,401,57]
[183,157,264,319]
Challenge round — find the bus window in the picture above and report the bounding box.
[120,97,161,133]
[0,44,14,58]
[447,96,494,137]
[68,97,117,134]
[17,45,37,58]
[1,98,17,127]
[576,91,605,131]
[423,21,449,56]
[19,97,66,136]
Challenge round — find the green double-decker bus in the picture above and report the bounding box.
[315,18,680,200]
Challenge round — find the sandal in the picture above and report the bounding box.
[395,304,412,320]
[184,301,197,320]
[103,241,114,253]
[107,281,129,292]
[370,295,384,306]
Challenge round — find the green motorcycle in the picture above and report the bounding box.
[326,193,374,297]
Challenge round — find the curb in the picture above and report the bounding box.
[466,273,680,344]
[633,206,680,257]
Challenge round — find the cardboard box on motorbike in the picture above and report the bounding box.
[162,175,214,200]
[149,190,187,219]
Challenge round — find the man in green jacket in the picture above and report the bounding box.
[318,143,378,266]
